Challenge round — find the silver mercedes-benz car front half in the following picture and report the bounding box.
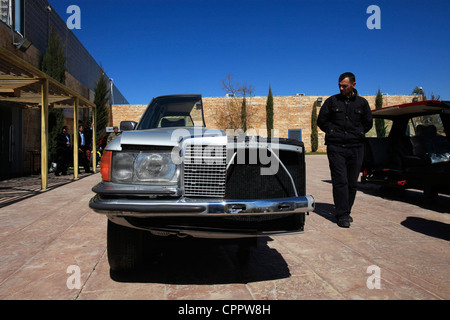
[89,94,314,271]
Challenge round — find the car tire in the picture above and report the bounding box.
[107,219,145,272]
[424,187,439,201]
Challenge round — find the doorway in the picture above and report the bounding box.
[0,105,23,180]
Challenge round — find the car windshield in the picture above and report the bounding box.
[137,95,205,130]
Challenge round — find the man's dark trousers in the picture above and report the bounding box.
[327,144,364,220]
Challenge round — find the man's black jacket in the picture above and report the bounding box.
[317,89,373,147]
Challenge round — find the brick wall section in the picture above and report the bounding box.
[111,94,421,152]
[111,104,148,126]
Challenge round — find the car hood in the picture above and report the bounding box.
[107,127,226,150]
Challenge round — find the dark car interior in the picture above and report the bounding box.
[361,101,450,195]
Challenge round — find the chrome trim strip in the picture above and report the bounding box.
[267,146,298,197]
[90,195,315,217]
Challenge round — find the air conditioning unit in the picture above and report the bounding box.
[288,129,302,142]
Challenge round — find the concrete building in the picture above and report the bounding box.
[0,0,128,180]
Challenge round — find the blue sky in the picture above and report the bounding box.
[50,0,450,104]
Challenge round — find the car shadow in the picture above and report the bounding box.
[401,217,450,241]
[110,236,291,285]
[357,182,450,214]
[322,179,450,214]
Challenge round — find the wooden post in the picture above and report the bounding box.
[91,106,97,173]
[73,97,79,179]
[41,79,49,190]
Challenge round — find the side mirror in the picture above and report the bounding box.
[120,121,137,131]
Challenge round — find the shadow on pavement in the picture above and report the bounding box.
[322,178,450,214]
[401,217,450,241]
[357,182,450,214]
[110,237,291,285]
[313,202,336,223]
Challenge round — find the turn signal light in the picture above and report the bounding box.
[100,151,112,182]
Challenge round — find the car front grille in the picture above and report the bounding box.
[182,138,306,199]
[183,144,227,197]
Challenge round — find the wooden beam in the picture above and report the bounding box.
[73,97,79,180]
[0,74,39,81]
[0,47,95,109]
[0,79,40,89]
[0,95,72,104]
[91,106,97,173]
[41,79,49,190]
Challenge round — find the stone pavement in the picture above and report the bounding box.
[0,155,448,300]
[0,171,94,209]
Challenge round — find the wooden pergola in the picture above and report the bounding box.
[0,46,97,190]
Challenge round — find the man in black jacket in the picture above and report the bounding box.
[77,124,92,173]
[317,72,373,228]
[55,126,71,176]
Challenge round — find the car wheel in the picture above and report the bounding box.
[107,219,145,272]
[424,187,439,201]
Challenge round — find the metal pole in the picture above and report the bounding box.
[73,96,79,179]
[41,78,49,190]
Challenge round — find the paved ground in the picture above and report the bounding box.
[0,155,449,300]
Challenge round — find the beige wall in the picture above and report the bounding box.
[111,94,421,152]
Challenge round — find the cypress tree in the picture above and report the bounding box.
[40,29,67,163]
[311,101,318,152]
[266,86,274,136]
[241,97,247,132]
[41,30,66,84]
[93,70,110,142]
[375,89,386,137]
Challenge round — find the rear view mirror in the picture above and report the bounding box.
[120,121,138,131]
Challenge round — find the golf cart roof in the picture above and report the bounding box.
[372,100,450,119]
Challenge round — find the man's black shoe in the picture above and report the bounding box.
[337,217,351,228]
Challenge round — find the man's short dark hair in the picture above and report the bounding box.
[339,72,356,83]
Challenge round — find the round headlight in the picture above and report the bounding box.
[134,153,176,182]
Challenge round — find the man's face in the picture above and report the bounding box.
[339,77,355,97]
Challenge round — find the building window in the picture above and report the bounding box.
[0,0,24,35]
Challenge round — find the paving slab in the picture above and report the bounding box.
[0,155,448,300]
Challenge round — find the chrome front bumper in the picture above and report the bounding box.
[89,181,314,238]
[89,193,315,217]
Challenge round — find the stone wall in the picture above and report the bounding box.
[111,104,148,127]
[111,94,421,152]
